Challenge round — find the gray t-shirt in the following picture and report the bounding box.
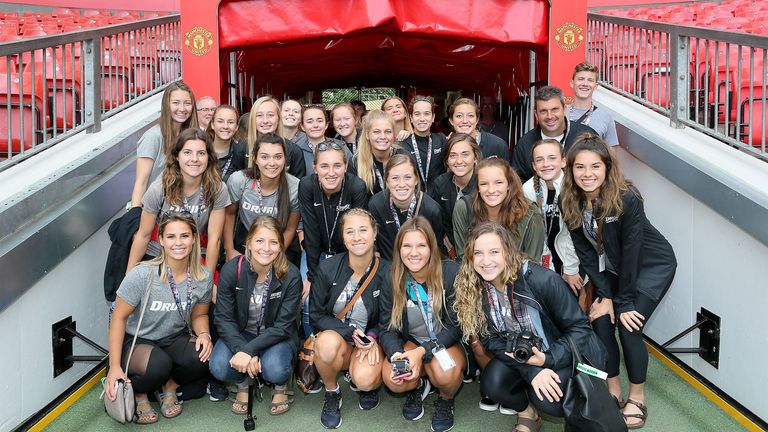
[405,298,443,344]
[244,281,267,335]
[117,264,213,341]
[568,105,619,146]
[136,125,166,182]
[332,277,369,331]
[227,171,300,231]
[142,179,231,256]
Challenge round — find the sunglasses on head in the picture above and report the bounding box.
[316,140,344,152]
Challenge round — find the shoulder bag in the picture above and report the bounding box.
[562,336,627,432]
[101,279,153,424]
[296,257,380,393]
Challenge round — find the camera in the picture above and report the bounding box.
[505,330,543,363]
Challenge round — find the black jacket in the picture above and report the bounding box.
[398,133,447,188]
[427,173,476,248]
[367,190,446,260]
[309,253,392,341]
[299,173,369,282]
[568,189,676,314]
[478,131,510,162]
[379,260,461,362]
[218,140,247,183]
[480,262,607,383]
[511,121,596,183]
[348,146,410,197]
[214,257,302,356]
[104,206,142,302]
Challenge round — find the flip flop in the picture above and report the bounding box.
[623,398,648,429]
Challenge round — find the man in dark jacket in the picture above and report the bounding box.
[511,86,596,183]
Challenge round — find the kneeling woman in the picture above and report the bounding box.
[210,216,302,415]
[380,217,464,432]
[454,222,605,432]
[106,213,214,424]
[561,133,676,429]
[310,209,391,429]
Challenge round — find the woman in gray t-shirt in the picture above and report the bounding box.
[224,133,300,262]
[130,82,198,208]
[127,128,231,279]
[105,212,213,424]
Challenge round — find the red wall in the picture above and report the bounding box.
[1,0,179,12]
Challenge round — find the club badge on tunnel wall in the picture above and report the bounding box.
[185,26,214,57]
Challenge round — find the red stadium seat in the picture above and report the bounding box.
[0,73,46,154]
[52,8,79,16]
[101,48,132,110]
[24,56,82,132]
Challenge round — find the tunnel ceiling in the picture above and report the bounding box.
[218,0,549,98]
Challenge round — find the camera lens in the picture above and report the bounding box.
[514,348,531,362]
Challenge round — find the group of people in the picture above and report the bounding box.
[103,62,676,432]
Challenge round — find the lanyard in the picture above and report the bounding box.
[569,104,597,126]
[408,277,437,342]
[374,163,385,192]
[167,267,193,327]
[536,187,559,240]
[389,192,418,230]
[410,134,433,184]
[251,269,273,335]
[182,186,205,214]
[320,178,345,254]
[341,259,374,325]
[220,145,234,180]
[252,179,264,209]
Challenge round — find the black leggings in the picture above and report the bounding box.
[481,358,571,417]
[591,293,659,384]
[121,331,209,394]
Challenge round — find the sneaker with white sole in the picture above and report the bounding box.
[320,390,343,429]
[478,395,499,411]
[403,378,431,421]
[499,405,518,415]
[207,379,229,402]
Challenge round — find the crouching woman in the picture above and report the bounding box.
[105,212,213,424]
[210,216,302,415]
[454,222,605,432]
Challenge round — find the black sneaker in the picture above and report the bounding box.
[431,397,455,432]
[403,378,431,421]
[478,395,499,411]
[463,367,479,384]
[320,390,343,429]
[358,389,379,410]
[344,371,359,392]
[207,379,229,402]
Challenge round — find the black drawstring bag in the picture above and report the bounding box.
[562,336,627,432]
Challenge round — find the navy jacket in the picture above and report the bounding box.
[104,206,142,302]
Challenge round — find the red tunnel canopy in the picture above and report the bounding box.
[218,0,549,99]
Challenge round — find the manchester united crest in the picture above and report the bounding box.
[555,22,584,52]
[184,26,214,57]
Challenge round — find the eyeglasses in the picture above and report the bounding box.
[316,141,344,152]
[197,107,216,113]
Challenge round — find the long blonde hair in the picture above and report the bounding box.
[148,212,206,281]
[356,109,397,193]
[389,217,445,331]
[454,221,526,342]
[247,96,284,168]
[244,216,289,279]
[561,133,630,229]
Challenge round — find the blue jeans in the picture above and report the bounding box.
[209,337,294,386]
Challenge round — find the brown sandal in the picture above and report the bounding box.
[623,398,648,429]
[231,389,249,415]
[269,387,295,416]
[514,415,542,432]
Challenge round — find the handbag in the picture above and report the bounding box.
[101,280,153,423]
[296,257,380,393]
[562,336,627,432]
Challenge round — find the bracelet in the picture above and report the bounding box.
[197,332,211,339]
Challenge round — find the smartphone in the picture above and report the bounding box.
[354,334,373,346]
[391,359,411,379]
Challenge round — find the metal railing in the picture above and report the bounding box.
[587,13,768,158]
[0,15,180,169]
